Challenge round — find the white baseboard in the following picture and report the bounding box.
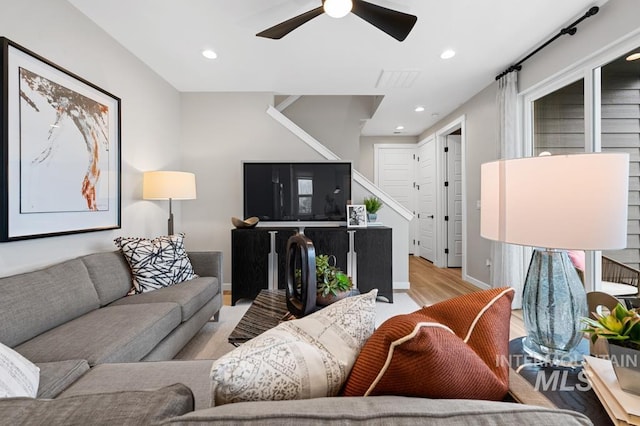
[464,274,490,290]
[392,281,410,290]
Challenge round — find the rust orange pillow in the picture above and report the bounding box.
[342,287,514,400]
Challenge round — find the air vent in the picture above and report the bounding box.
[375,69,420,89]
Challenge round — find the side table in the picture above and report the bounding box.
[228,289,288,346]
[509,337,612,425]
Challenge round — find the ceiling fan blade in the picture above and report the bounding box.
[256,6,324,39]
[351,0,417,41]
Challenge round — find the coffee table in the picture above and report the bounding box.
[228,289,289,346]
[509,337,612,425]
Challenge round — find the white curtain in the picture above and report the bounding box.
[492,72,527,308]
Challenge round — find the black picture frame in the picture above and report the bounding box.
[0,37,121,241]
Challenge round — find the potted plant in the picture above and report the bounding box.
[315,254,353,306]
[581,303,640,395]
[363,196,383,222]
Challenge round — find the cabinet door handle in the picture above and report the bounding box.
[427,215,434,219]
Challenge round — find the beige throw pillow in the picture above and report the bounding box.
[209,290,378,406]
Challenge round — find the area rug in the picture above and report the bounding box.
[174,291,420,361]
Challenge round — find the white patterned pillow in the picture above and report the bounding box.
[209,289,378,406]
[0,342,40,398]
[114,233,196,293]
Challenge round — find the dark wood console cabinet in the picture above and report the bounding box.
[231,226,393,305]
[231,227,297,305]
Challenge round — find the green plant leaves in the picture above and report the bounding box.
[316,254,352,297]
[363,196,383,214]
[581,303,640,348]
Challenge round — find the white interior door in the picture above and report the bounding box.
[418,140,436,262]
[446,135,463,267]
[375,146,416,253]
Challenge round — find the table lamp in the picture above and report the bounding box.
[143,171,197,235]
[481,153,629,365]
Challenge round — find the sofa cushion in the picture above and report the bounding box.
[36,359,90,399]
[0,383,194,426]
[163,395,593,426]
[114,233,196,293]
[0,342,39,398]
[209,290,377,406]
[187,251,223,279]
[59,360,214,410]
[15,303,181,366]
[81,251,134,306]
[0,258,100,347]
[343,287,515,400]
[109,277,217,322]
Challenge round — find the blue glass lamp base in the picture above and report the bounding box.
[522,337,584,366]
[522,249,588,367]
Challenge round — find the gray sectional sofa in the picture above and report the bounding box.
[0,251,222,367]
[0,251,593,425]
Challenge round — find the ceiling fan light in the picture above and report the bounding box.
[324,0,353,18]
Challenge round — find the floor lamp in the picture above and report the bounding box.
[481,153,629,365]
[143,171,197,235]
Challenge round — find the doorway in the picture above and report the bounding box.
[444,132,462,267]
[417,136,436,262]
[373,116,466,274]
[430,115,466,271]
[373,144,418,254]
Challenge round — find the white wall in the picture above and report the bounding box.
[179,93,324,283]
[281,96,374,169]
[419,0,640,288]
[179,93,412,288]
[0,0,181,277]
[353,180,410,287]
[518,0,640,92]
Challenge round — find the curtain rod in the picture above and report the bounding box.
[495,6,600,80]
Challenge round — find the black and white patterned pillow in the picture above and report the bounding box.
[114,233,196,293]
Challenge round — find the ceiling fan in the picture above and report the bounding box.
[256,0,418,42]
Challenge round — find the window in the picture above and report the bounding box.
[600,48,640,269]
[524,37,640,290]
[533,79,586,155]
[297,177,313,215]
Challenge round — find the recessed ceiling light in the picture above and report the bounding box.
[414,106,425,112]
[202,49,218,59]
[440,49,456,59]
[626,52,640,61]
[395,125,405,131]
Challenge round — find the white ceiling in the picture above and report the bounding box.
[67,0,598,136]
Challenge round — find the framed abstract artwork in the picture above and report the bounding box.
[0,37,121,241]
[347,204,367,228]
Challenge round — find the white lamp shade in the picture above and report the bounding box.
[143,171,197,200]
[481,153,629,250]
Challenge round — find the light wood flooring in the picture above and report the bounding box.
[408,255,526,340]
[223,255,526,339]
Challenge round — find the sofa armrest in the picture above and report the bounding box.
[188,251,223,283]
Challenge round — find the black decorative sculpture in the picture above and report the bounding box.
[285,234,317,317]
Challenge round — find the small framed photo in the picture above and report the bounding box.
[347,204,367,228]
